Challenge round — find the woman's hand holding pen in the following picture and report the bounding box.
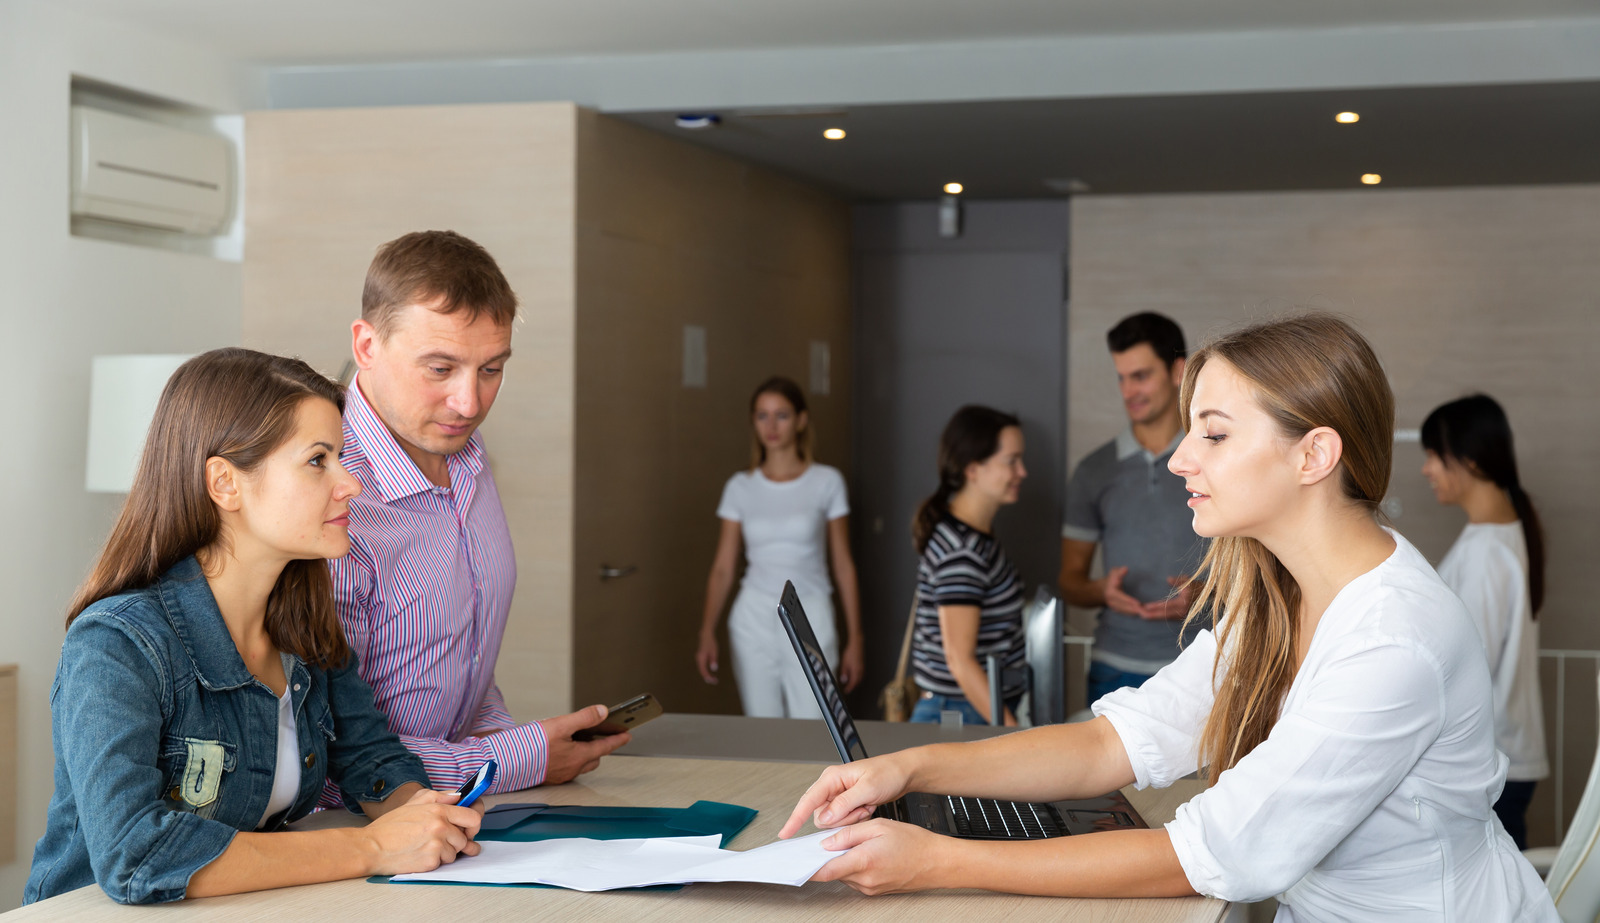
[360,787,485,876]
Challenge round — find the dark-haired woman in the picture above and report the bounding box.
[1422,394,1548,850]
[778,316,1555,921]
[26,349,482,905]
[907,406,1028,726]
[696,377,863,718]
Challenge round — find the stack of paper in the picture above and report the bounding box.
[391,830,846,891]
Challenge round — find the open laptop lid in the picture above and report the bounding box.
[776,581,870,762]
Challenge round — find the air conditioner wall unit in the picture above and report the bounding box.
[70,105,232,235]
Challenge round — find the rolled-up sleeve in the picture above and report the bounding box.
[1093,629,1217,789]
[55,616,237,904]
[1162,638,1445,902]
[323,649,431,808]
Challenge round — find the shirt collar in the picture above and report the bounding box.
[343,372,486,503]
[1115,427,1185,463]
[156,556,256,691]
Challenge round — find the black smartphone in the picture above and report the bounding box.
[571,693,663,741]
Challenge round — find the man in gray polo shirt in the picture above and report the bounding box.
[1060,312,1208,703]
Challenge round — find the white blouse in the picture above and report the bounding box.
[1094,531,1555,922]
[1436,522,1548,781]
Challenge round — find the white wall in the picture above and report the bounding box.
[0,0,259,908]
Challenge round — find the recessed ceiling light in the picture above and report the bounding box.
[1336,112,1360,124]
[944,182,964,195]
[822,127,846,140]
[674,114,721,130]
[1361,173,1382,185]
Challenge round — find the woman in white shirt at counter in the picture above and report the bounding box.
[781,314,1555,921]
[1421,394,1548,850]
[696,376,864,718]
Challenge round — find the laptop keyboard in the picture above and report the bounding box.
[945,795,1065,839]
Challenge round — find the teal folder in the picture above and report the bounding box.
[376,799,757,888]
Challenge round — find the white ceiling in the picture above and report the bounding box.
[54,0,1600,63]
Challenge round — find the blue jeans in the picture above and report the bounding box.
[1088,661,1154,706]
[909,692,1022,726]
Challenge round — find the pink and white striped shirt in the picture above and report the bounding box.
[327,374,547,794]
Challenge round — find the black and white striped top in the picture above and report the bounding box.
[912,515,1027,698]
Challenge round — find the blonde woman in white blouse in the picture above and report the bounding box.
[1422,394,1548,850]
[780,315,1556,922]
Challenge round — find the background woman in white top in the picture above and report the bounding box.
[696,376,864,718]
[1422,393,1548,850]
[779,315,1555,921]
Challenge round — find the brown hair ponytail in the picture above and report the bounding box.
[1421,394,1545,615]
[1179,314,1394,782]
[912,405,1021,553]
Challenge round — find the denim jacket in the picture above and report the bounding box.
[25,556,430,904]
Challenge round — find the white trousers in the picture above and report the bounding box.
[727,585,838,719]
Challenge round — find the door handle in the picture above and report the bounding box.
[598,564,637,581]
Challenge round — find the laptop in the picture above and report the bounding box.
[776,580,1146,840]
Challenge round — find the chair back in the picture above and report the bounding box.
[1024,587,1065,726]
[1547,682,1600,920]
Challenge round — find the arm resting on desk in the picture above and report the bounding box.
[187,786,482,898]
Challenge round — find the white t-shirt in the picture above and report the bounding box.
[1094,531,1555,922]
[258,684,302,829]
[1437,522,1548,781]
[717,464,849,602]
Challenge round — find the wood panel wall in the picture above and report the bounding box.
[243,103,579,719]
[1069,184,1600,846]
[571,112,853,714]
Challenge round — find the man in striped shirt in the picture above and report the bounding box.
[329,230,628,795]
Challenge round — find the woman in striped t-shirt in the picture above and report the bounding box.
[908,406,1028,726]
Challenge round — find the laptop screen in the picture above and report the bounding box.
[777,581,869,762]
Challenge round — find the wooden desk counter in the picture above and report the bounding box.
[5,755,1224,922]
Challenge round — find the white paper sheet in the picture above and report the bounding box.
[390,830,846,891]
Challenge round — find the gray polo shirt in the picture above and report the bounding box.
[1063,429,1209,674]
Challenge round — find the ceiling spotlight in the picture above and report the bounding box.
[1336,112,1360,124]
[943,182,964,195]
[1361,173,1382,185]
[674,114,721,130]
[822,127,846,140]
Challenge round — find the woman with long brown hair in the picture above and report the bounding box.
[778,315,1554,920]
[26,348,482,905]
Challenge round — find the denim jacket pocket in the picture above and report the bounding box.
[162,737,237,814]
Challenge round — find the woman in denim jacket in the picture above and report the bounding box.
[26,349,484,905]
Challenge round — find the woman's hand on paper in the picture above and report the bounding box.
[362,787,485,876]
[811,818,952,895]
[779,756,911,839]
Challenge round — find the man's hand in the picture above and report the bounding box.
[1102,566,1144,615]
[839,639,865,693]
[529,705,632,785]
[1137,575,1199,621]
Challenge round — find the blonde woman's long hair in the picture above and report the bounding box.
[1178,314,1394,782]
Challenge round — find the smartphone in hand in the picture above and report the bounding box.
[455,759,497,808]
[572,693,663,741]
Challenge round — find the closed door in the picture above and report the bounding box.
[852,199,1070,713]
